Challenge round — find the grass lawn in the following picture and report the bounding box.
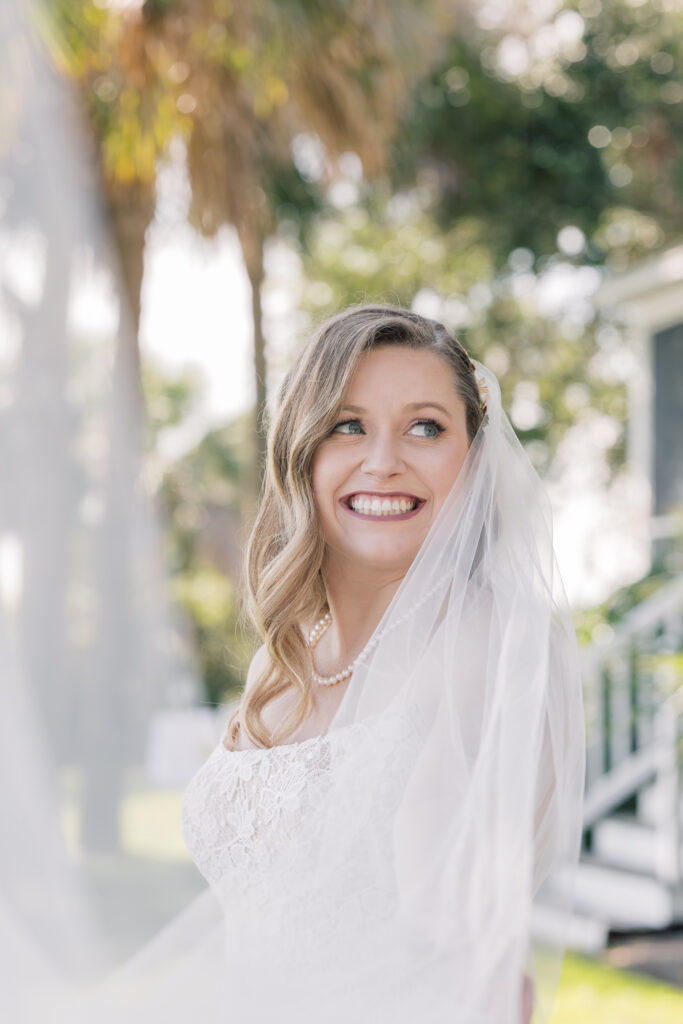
[551,951,683,1023]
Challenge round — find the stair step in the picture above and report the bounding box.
[638,781,683,827]
[591,816,683,876]
[582,746,658,828]
[551,859,677,930]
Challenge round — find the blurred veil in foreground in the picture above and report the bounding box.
[0,0,228,1017]
[0,2,586,1023]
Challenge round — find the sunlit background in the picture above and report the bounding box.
[1,0,682,1020]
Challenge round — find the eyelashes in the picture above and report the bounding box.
[331,417,446,438]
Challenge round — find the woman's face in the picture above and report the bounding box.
[311,345,471,582]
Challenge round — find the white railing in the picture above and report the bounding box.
[581,574,683,884]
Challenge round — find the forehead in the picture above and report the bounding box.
[344,346,458,400]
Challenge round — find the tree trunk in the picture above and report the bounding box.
[106,179,156,413]
[241,231,268,527]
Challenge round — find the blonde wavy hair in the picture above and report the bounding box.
[224,303,485,749]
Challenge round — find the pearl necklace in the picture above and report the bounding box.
[303,550,466,686]
[305,611,359,686]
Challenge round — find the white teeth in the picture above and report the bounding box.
[348,495,418,516]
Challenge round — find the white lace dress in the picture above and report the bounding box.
[179,704,439,1020]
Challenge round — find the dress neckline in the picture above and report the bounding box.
[221,721,348,757]
[222,732,326,756]
[220,704,422,757]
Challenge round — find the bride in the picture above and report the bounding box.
[0,285,584,1022]
[229,308,478,750]
[1,2,583,1016]
[179,303,586,1023]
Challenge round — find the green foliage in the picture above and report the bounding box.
[394,0,683,268]
[170,565,246,704]
[142,359,257,702]
[573,560,679,647]
[29,0,108,77]
[40,0,188,184]
[398,47,608,264]
[260,156,326,250]
[287,0,683,482]
[141,360,204,443]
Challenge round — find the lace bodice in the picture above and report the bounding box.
[179,706,471,1021]
[180,704,424,902]
[181,724,349,892]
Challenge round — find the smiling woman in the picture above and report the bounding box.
[313,347,472,577]
[226,308,487,750]
[180,303,588,1023]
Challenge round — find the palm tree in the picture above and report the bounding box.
[53,0,449,514]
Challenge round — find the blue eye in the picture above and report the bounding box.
[409,419,445,438]
[331,419,363,434]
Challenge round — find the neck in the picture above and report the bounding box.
[319,556,406,664]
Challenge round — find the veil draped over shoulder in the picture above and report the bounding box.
[0,2,585,1022]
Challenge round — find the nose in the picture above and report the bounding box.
[360,429,406,479]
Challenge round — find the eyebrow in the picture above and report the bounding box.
[341,402,452,418]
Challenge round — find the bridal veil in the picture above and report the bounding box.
[0,1,585,1021]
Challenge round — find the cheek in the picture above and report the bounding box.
[310,462,341,543]
[454,437,470,475]
[311,447,346,499]
[435,440,470,500]
[310,454,336,513]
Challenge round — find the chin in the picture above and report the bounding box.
[352,544,420,572]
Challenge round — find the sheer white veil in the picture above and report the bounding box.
[1,0,222,1017]
[226,352,585,1024]
[0,2,585,1022]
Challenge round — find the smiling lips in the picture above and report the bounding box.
[342,492,425,519]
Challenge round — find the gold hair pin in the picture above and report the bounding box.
[478,376,489,412]
[469,360,488,413]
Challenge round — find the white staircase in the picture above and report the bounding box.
[566,574,683,952]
